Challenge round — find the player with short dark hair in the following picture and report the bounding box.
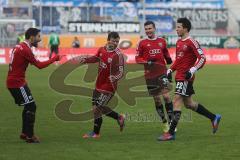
[158,18,221,141]
[7,27,64,143]
[74,32,125,138]
[135,21,174,133]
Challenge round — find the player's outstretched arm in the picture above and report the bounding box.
[33,55,64,69]
[72,55,99,64]
[84,55,99,63]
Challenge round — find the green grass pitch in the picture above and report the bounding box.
[0,64,240,160]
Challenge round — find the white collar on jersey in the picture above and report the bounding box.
[146,35,158,41]
[23,40,32,49]
[181,36,191,41]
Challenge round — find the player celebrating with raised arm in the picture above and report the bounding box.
[135,21,174,133]
[76,32,125,138]
[158,18,221,141]
[7,28,64,143]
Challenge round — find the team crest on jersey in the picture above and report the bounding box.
[183,45,188,51]
[158,43,163,47]
[108,58,112,63]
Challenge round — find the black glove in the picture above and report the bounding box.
[167,69,172,82]
[166,57,172,64]
[185,71,193,80]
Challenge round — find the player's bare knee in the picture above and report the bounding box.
[162,94,171,103]
[153,95,162,105]
[173,99,181,109]
[185,103,192,110]
[184,102,196,110]
[172,95,183,110]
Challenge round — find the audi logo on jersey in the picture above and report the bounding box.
[149,49,161,55]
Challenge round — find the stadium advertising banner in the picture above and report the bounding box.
[167,36,240,48]
[0,48,240,65]
[171,8,228,30]
[32,0,225,9]
[138,8,228,31]
[144,0,224,8]
[68,22,140,33]
[41,35,240,49]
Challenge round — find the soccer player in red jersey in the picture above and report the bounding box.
[7,28,64,143]
[74,32,125,138]
[135,21,173,133]
[158,18,221,141]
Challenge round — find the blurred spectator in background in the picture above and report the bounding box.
[72,36,80,48]
[17,33,25,44]
[48,31,60,59]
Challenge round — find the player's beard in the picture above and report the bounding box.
[177,32,182,37]
[147,32,154,39]
[32,41,38,47]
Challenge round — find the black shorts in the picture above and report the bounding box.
[175,81,195,97]
[146,74,170,96]
[8,85,35,106]
[92,90,113,107]
[51,45,59,54]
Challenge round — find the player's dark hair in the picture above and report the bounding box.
[177,18,191,32]
[107,32,120,40]
[25,28,41,39]
[144,21,156,28]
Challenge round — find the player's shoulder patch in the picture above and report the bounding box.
[197,48,204,55]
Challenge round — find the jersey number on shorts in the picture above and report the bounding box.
[176,82,184,90]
